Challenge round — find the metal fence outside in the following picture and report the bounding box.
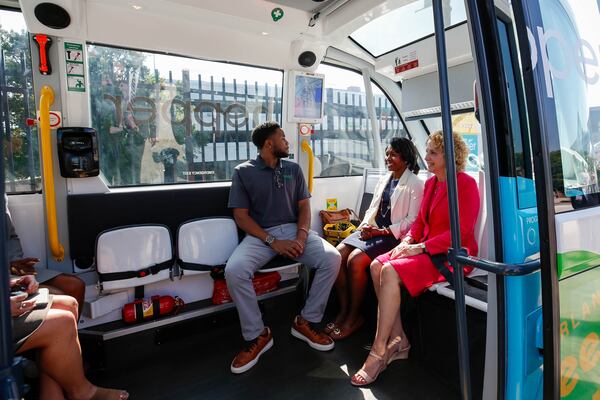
[93,67,407,185]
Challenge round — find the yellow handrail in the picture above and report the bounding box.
[301,139,314,193]
[39,86,64,261]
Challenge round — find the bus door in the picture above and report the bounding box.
[470,5,543,399]
[451,0,561,398]
[510,0,600,399]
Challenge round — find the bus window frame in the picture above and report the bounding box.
[311,61,415,179]
[86,41,285,189]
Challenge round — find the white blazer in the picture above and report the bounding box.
[360,169,424,239]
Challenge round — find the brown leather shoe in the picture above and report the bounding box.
[230,327,273,374]
[291,315,334,351]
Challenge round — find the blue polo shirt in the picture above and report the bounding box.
[228,156,310,228]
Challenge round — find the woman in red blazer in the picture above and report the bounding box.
[351,130,480,386]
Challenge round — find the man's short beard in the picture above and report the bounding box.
[274,149,289,158]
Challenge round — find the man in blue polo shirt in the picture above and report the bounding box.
[226,121,341,374]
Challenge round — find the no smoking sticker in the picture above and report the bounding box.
[36,110,62,129]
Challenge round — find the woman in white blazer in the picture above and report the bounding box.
[326,138,424,340]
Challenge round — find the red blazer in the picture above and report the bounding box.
[407,172,480,256]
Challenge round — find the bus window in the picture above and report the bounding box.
[88,45,283,186]
[312,63,408,177]
[0,9,39,194]
[421,112,483,172]
[349,0,467,58]
[372,81,411,148]
[536,1,600,208]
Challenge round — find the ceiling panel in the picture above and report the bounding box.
[267,0,336,13]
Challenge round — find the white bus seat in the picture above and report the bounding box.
[96,225,174,292]
[436,284,488,312]
[177,217,239,276]
[355,168,386,220]
[177,217,306,298]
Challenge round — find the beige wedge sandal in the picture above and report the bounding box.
[350,351,387,386]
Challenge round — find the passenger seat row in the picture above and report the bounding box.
[95,217,303,293]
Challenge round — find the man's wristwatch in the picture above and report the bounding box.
[264,234,276,247]
[417,243,427,253]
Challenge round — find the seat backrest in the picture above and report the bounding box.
[177,217,239,275]
[356,168,386,220]
[474,170,488,258]
[96,224,174,291]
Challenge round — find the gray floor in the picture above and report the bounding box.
[84,292,459,400]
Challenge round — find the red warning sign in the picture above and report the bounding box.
[394,51,419,74]
[299,123,313,136]
[395,60,419,73]
[36,110,62,129]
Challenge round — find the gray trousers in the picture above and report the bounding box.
[225,223,341,341]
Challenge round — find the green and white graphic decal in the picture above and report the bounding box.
[271,7,284,22]
[64,42,85,92]
[559,267,600,399]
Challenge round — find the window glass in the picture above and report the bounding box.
[423,117,443,133]
[311,64,408,177]
[539,0,600,208]
[350,0,467,57]
[422,113,482,172]
[311,64,373,177]
[0,10,40,193]
[498,19,535,209]
[88,45,283,186]
[373,82,410,147]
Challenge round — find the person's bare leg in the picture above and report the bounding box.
[370,259,383,299]
[341,249,371,328]
[44,274,85,316]
[17,309,127,400]
[49,294,79,320]
[39,371,66,400]
[331,244,354,325]
[371,260,408,348]
[352,263,402,384]
[18,309,95,399]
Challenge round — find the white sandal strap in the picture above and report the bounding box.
[369,350,384,361]
[354,368,372,383]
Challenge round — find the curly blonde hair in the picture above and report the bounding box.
[428,130,468,172]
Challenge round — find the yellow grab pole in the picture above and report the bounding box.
[301,139,314,193]
[39,86,64,261]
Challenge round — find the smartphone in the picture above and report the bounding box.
[10,284,27,294]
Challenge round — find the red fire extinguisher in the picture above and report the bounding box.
[122,295,184,324]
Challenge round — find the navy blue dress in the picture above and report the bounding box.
[341,178,400,259]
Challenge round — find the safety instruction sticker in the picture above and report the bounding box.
[326,198,338,211]
[394,51,418,74]
[64,42,85,92]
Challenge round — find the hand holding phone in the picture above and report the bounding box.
[10,291,34,317]
[16,275,39,294]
